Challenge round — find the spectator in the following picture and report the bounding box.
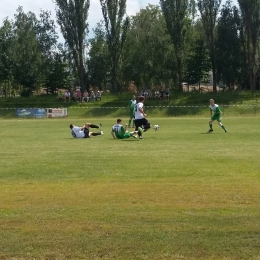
[154,90,160,100]
[159,89,164,100]
[90,90,96,101]
[96,90,102,101]
[65,91,71,102]
[57,90,64,101]
[76,90,82,102]
[144,90,149,100]
[164,89,170,100]
[82,90,89,102]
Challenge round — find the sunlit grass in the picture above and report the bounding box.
[0,117,260,259]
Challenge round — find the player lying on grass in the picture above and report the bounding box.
[111,119,138,139]
[70,122,103,138]
[207,99,228,133]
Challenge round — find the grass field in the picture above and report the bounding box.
[1,117,260,260]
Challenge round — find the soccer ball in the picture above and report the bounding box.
[153,124,159,131]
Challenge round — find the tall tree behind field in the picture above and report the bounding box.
[121,5,176,88]
[55,0,90,91]
[35,10,59,93]
[197,0,221,92]
[100,0,129,92]
[238,0,260,91]
[0,19,15,96]
[160,0,189,91]
[215,1,243,89]
[13,7,42,96]
[87,22,110,88]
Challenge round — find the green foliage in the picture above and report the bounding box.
[184,37,211,85]
[100,0,130,92]
[2,0,260,94]
[121,5,177,89]
[238,0,260,91]
[160,0,189,91]
[55,0,90,91]
[197,0,221,91]
[87,22,110,89]
[216,1,244,88]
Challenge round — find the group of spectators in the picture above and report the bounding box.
[139,89,170,100]
[57,89,102,102]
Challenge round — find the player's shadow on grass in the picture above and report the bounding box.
[200,132,222,134]
[121,139,139,141]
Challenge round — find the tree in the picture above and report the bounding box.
[87,22,110,89]
[0,18,15,96]
[121,4,176,89]
[184,37,211,89]
[13,7,42,96]
[160,0,189,91]
[215,1,243,89]
[35,10,59,93]
[55,0,90,92]
[238,0,260,90]
[45,50,72,93]
[197,0,221,92]
[100,0,129,92]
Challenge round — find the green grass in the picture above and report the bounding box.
[1,117,260,259]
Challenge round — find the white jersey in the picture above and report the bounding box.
[209,104,219,111]
[71,126,85,138]
[135,102,144,119]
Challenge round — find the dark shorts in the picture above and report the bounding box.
[84,128,90,138]
[135,118,150,130]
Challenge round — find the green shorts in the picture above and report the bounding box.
[211,114,222,122]
[129,110,135,118]
[117,132,131,139]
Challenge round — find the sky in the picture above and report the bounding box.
[0,0,159,37]
[0,0,238,39]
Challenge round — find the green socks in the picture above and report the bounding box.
[221,124,227,132]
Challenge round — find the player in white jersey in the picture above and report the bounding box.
[69,122,103,138]
[134,96,151,140]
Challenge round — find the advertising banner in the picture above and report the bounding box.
[15,108,35,118]
[47,108,68,118]
[15,108,46,118]
[34,108,46,118]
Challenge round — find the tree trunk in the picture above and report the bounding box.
[212,63,217,92]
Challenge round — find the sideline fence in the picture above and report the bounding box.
[0,104,260,118]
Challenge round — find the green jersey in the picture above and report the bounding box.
[128,99,136,111]
[209,104,221,116]
[210,104,222,121]
[112,124,130,139]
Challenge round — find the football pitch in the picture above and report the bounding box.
[0,117,260,259]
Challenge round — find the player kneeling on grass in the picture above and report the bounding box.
[207,99,228,133]
[70,122,103,138]
[111,119,138,139]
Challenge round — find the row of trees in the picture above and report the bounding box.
[0,0,260,96]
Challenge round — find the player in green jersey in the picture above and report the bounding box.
[207,99,228,133]
[111,119,138,139]
[128,95,136,128]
